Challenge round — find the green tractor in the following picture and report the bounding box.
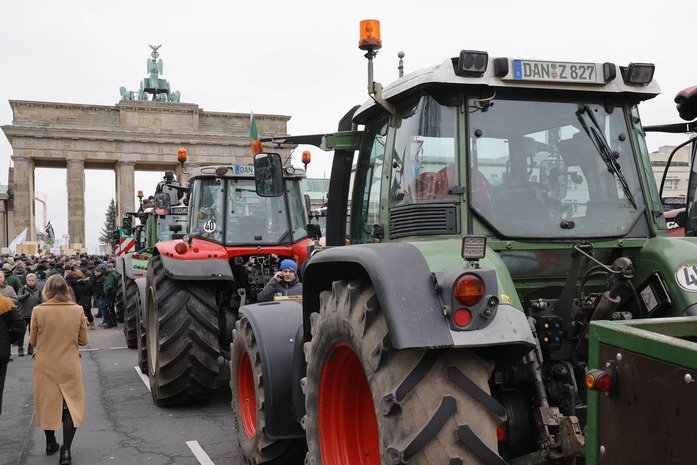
[117,196,188,371]
[229,20,697,465]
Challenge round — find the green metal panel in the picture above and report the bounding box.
[587,317,697,465]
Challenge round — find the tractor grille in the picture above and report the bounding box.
[389,204,459,239]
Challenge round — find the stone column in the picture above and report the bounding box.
[66,158,86,247]
[10,156,35,242]
[115,161,136,223]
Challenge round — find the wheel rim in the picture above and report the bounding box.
[237,351,257,438]
[318,343,379,465]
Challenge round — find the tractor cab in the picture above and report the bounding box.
[187,165,309,247]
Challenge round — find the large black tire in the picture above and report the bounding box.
[230,317,306,465]
[146,255,220,405]
[136,288,148,374]
[123,279,138,349]
[303,279,506,465]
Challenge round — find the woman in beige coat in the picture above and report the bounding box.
[30,274,88,465]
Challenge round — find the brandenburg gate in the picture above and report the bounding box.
[1,46,292,247]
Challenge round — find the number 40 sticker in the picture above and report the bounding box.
[676,264,697,292]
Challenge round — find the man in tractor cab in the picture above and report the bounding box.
[256,259,302,302]
[155,171,183,206]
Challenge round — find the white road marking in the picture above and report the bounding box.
[134,366,150,392]
[186,440,216,465]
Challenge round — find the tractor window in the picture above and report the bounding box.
[156,213,188,242]
[287,181,309,241]
[225,179,291,245]
[352,118,387,243]
[190,178,225,242]
[469,98,646,238]
[391,96,458,206]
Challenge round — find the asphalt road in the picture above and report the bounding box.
[1,324,243,465]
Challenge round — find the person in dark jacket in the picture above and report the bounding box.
[13,261,27,286]
[0,294,26,416]
[74,269,95,330]
[91,265,106,319]
[256,259,303,302]
[100,264,119,329]
[2,264,21,294]
[16,273,42,356]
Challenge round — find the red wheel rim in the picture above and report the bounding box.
[237,351,256,438]
[318,343,379,465]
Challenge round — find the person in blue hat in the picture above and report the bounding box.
[256,259,302,302]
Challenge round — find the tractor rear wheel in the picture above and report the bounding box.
[230,316,306,464]
[123,279,138,349]
[145,255,220,405]
[303,279,506,465]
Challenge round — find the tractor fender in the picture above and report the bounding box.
[121,253,145,280]
[303,242,535,359]
[153,241,233,281]
[238,301,305,438]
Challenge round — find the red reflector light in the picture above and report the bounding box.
[454,274,485,306]
[174,242,188,255]
[496,426,506,442]
[586,369,613,392]
[215,167,229,176]
[453,308,472,327]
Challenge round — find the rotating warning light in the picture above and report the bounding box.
[359,20,382,51]
[177,147,188,163]
[302,150,312,165]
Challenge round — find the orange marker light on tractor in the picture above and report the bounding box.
[585,369,613,392]
[302,150,311,165]
[174,242,188,255]
[453,274,485,306]
[359,20,381,51]
[178,147,188,163]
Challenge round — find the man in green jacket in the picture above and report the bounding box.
[2,264,21,294]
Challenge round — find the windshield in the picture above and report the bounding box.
[469,98,646,238]
[189,177,295,245]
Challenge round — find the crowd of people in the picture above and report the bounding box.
[0,252,123,464]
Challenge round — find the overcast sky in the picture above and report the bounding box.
[1,0,695,252]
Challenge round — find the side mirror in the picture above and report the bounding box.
[253,153,284,197]
[122,216,133,234]
[154,193,171,216]
[539,158,568,200]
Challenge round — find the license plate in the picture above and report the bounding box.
[511,59,600,84]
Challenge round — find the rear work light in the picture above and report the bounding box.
[174,242,188,255]
[624,63,655,85]
[453,274,485,306]
[585,368,614,393]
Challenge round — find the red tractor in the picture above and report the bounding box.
[144,163,316,405]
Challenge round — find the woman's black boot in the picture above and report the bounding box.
[45,431,59,456]
[59,445,72,464]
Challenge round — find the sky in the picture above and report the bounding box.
[1,0,695,253]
